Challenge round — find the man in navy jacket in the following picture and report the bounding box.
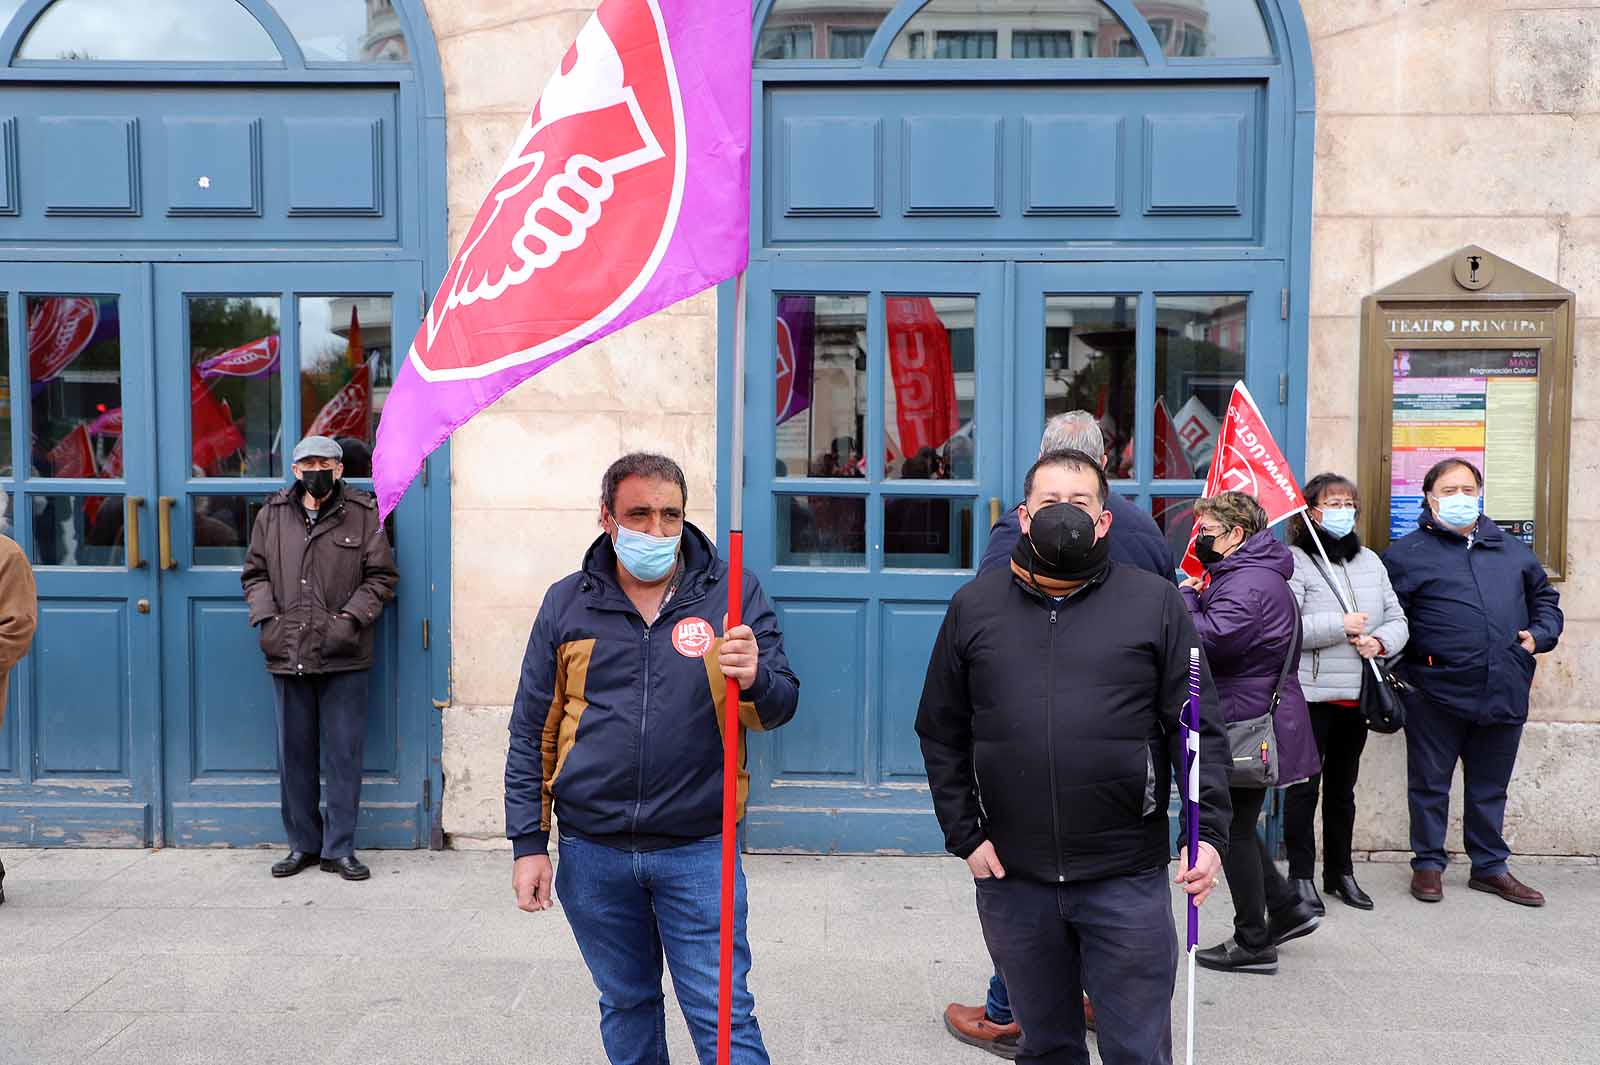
[506,453,799,1064]
[1383,457,1562,907]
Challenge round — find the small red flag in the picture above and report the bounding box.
[306,362,372,442]
[47,424,96,479]
[1179,383,1305,579]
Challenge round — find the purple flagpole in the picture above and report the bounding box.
[1183,647,1202,1065]
[1185,648,1202,948]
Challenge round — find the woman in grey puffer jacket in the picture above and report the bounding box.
[1285,473,1408,915]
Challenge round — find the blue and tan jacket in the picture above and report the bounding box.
[506,523,799,858]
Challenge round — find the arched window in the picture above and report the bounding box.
[1127,0,1271,58]
[17,0,280,62]
[889,0,1133,60]
[10,0,409,65]
[274,0,408,62]
[758,0,1275,63]
[758,0,896,60]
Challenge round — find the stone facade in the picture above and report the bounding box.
[425,0,1600,855]
[1302,0,1600,854]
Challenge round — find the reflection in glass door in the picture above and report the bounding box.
[0,263,161,846]
[1017,262,1287,571]
[154,263,427,847]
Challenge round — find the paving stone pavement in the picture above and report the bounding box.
[1,849,1597,1064]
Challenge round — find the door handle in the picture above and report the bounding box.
[126,496,145,569]
[989,497,1001,528]
[157,496,177,571]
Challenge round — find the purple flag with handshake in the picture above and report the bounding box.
[373,0,752,517]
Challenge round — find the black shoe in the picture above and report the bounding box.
[320,856,370,881]
[271,851,319,878]
[1267,900,1322,945]
[1324,873,1375,911]
[1196,938,1278,975]
[1289,877,1326,917]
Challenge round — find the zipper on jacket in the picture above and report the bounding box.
[1046,608,1065,884]
[632,626,651,840]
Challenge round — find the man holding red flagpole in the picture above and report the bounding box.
[505,452,798,1065]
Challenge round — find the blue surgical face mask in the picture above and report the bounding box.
[613,524,681,582]
[1318,506,1357,539]
[1434,493,1480,530]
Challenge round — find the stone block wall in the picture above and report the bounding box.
[1301,0,1600,854]
[425,0,718,843]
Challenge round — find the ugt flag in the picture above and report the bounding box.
[1179,382,1306,579]
[373,0,752,516]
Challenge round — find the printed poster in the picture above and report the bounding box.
[1390,349,1538,544]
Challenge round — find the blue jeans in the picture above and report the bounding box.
[986,969,1012,1025]
[556,833,770,1065]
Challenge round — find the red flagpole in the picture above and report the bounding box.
[718,271,749,1065]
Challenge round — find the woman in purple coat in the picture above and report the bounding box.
[1181,491,1323,975]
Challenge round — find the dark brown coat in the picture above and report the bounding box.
[241,484,398,675]
[0,534,37,728]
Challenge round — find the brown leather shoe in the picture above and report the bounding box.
[1411,868,1443,903]
[1469,872,1545,907]
[944,1003,1020,1060]
[1083,995,1095,1030]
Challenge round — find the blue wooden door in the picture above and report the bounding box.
[740,259,1006,852]
[153,261,431,848]
[0,263,163,845]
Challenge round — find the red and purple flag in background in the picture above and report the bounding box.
[373,0,753,516]
[197,335,280,380]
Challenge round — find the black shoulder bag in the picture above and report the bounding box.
[1307,556,1408,734]
[1224,614,1299,789]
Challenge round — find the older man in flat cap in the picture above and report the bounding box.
[242,435,398,881]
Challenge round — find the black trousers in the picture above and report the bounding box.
[272,671,369,859]
[1224,786,1296,951]
[976,867,1176,1065]
[1283,703,1370,879]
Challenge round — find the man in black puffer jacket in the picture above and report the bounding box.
[918,449,1232,1065]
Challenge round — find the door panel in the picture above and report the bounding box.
[6,89,402,246]
[742,260,1005,853]
[0,263,160,846]
[155,262,427,848]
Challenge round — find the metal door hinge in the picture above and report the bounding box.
[423,779,432,812]
[1279,373,1289,404]
[1280,288,1289,319]
[420,288,427,317]
[422,618,430,649]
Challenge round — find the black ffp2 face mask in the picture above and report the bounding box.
[1018,502,1111,581]
[301,469,337,501]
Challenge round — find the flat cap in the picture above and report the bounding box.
[291,435,344,464]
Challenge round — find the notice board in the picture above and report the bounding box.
[1357,248,1574,577]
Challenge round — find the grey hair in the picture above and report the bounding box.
[1038,411,1105,464]
[601,452,688,513]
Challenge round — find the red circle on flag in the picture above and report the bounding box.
[413,0,682,381]
[672,617,715,659]
[774,316,796,420]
